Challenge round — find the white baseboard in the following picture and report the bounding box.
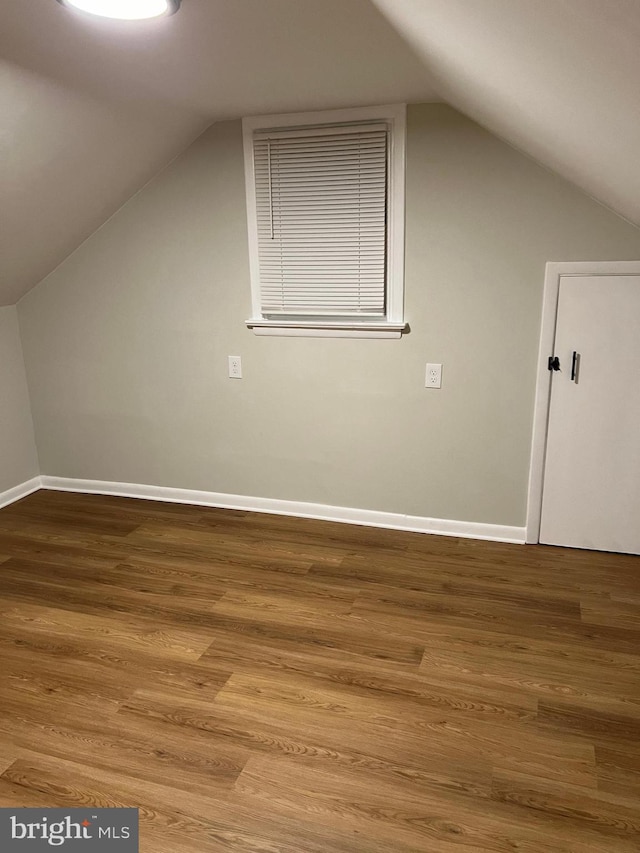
[0,476,42,510]
[39,476,526,544]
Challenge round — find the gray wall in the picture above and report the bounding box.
[0,306,39,493]
[17,104,640,526]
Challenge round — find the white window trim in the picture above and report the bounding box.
[242,104,407,339]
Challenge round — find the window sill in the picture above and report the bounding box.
[245,319,407,339]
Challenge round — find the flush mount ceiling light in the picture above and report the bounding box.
[56,0,180,20]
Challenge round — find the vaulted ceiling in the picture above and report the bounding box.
[2,0,639,306]
[371,0,640,228]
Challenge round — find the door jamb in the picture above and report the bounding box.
[525,260,640,544]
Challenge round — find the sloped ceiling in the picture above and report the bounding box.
[0,59,204,306]
[2,0,640,306]
[0,0,437,306]
[371,0,640,227]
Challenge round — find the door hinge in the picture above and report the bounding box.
[548,356,560,371]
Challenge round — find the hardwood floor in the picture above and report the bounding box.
[0,489,638,852]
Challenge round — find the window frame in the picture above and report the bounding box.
[242,104,407,339]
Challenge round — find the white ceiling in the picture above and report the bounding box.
[2,0,640,306]
[371,0,640,227]
[0,0,437,306]
[0,59,205,305]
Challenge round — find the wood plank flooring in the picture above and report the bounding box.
[0,489,638,851]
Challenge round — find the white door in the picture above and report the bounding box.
[539,275,640,554]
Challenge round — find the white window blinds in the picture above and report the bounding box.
[252,123,389,317]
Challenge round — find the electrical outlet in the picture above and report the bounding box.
[228,355,242,379]
[425,363,442,389]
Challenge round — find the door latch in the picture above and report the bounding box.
[548,356,560,371]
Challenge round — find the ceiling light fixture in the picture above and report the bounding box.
[56,0,180,20]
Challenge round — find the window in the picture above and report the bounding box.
[242,104,406,338]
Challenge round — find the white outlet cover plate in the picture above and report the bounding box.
[228,355,242,378]
[425,362,442,388]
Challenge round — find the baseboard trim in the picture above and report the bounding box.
[0,476,42,510]
[39,476,526,544]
